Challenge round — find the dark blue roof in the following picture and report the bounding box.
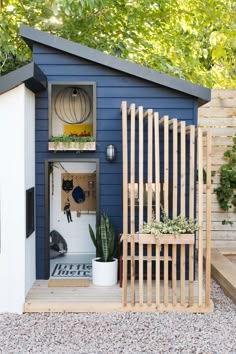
[0,62,47,95]
[20,25,210,106]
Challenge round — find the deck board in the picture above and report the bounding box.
[24,280,212,313]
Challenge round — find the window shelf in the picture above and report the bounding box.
[48,141,96,151]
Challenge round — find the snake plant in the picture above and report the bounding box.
[89,213,116,262]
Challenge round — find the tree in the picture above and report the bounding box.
[0,0,235,88]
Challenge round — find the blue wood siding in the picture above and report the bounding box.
[33,44,198,279]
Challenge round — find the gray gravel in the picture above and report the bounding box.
[0,279,235,354]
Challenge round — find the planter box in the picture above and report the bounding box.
[48,141,96,151]
[126,233,194,245]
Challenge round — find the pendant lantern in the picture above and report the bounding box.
[54,87,91,124]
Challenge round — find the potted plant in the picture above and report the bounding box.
[89,213,118,286]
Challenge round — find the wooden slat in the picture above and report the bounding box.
[138,106,144,306]
[200,127,236,136]
[180,121,186,217]
[164,244,169,306]
[198,107,236,118]
[172,244,177,306]
[198,128,203,305]
[164,115,169,216]
[154,112,160,221]
[122,101,128,306]
[199,117,236,126]
[139,243,144,306]
[189,245,194,306]
[205,131,212,306]
[130,103,136,306]
[180,121,186,306]
[189,126,195,306]
[147,109,153,306]
[154,112,160,307]
[172,118,178,306]
[139,106,144,228]
[172,118,178,217]
[147,244,152,306]
[147,109,153,222]
[163,116,169,306]
[180,245,185,306]
[156,243,160,307]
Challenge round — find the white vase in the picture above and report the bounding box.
[92,258,118,286]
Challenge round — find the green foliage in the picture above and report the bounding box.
[89,213,116,262]
[222,219,233,226]
[215,136,236,213]
[0,0,236,88]
[139,208,199,244]
[50,135,95,143]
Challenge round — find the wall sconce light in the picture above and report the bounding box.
[106,144,116,162]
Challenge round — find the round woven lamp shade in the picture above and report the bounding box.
[54,87,91,124]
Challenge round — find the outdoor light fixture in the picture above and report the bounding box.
[106,144,116,162]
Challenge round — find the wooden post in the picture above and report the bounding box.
[164,116,169,216]
[180,121,186,217]
[198,128,203,306]
[154,112,160,307]
[164,244,169,306]
[121,101,128,306]
[154,112,160,221]
[180,121,186,306]
[189,126,195,306]
[172,118,178,306]
[147,109,153,306]
[130,103,136,306]
[163,115,169,305]
[139,106,144,306]
[156,243,160,307]
[205,131,212,306]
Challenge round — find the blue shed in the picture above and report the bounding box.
[0,25,211,288]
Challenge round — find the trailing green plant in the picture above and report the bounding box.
[89,213,116,262]
[50,135,95,143]
[139,208,199,245]
[214,136,236,212]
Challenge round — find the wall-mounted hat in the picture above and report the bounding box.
[72,186,85,204]
[62,178,73,192]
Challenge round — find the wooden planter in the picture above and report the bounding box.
[126,233,194,245]
[48,141,96,151]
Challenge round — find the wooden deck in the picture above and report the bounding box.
[210,248,236,304]
[24,280,213,313]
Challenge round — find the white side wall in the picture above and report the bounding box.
[24,88,36,295]
[0,84,36,313]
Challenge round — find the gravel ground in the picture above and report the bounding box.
[0,279,235,354]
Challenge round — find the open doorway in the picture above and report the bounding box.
[47,159,99,280]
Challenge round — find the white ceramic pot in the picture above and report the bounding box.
[92,258,118,286]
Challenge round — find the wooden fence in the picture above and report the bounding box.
[121,101,213,312]
[198,89,236,249]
